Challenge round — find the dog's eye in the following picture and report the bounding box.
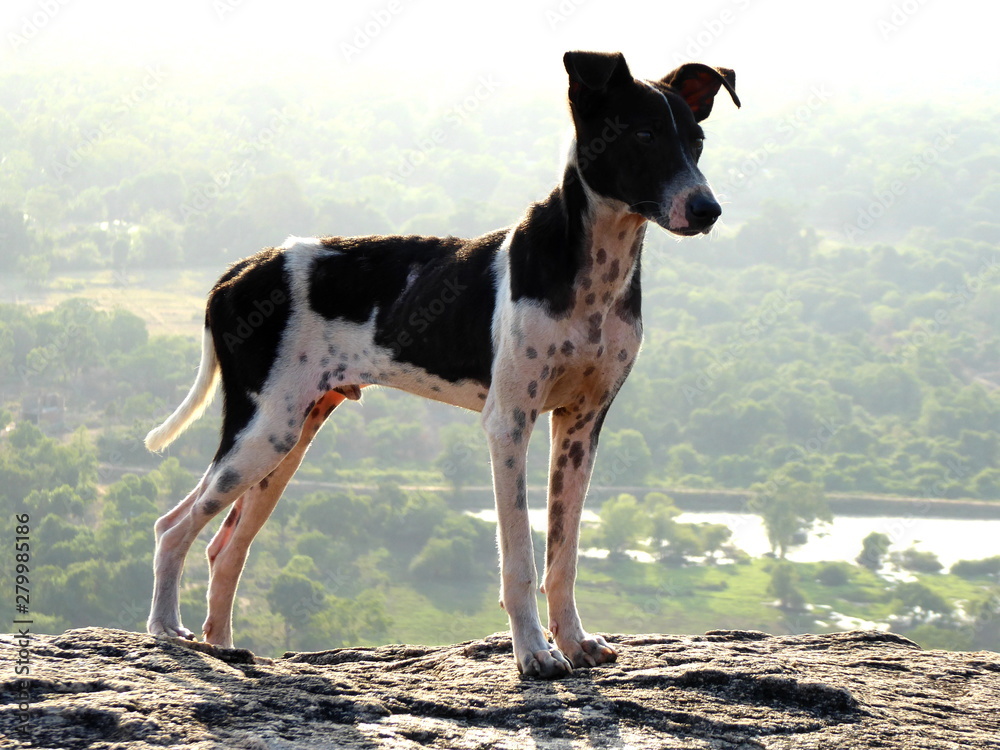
[635,130,654,144]
[693,137,705,157]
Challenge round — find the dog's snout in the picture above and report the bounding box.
[687,193,722,228]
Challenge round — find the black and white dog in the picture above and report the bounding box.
[145,51,739,678]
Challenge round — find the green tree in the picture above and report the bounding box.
[597,494,649,559]
[768,562,806,611]
[750,480,830,559]
[857,531,891,571]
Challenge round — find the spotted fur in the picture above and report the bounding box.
[144,50,738,679]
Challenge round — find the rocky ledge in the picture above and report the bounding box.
[1,627,999,749]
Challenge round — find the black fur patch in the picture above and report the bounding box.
[215,468,241,494]
[308,232,502,386]
[207,249,292,463]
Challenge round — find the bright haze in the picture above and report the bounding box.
[3,0,998,108]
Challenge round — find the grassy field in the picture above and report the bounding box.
[0,267,218,338]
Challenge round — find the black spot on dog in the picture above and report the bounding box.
[477,392,487,400]
[561,437,571,450]
[269,433,296,453]
[515,475,526,510]
[595,248,607,264]
[505,456,515,470]
[601,292,613,304]
[259,477,270,490]
[530,409,537,423]
[215,468,241,494]
[583,365,596,377]
[549,500,565,548]
[540,365,551,381]
[618,348,629,361]
[299,353,308,363]
[526,347,538,359]
[303,400,317,418]
[318,372,332,390]
[323,403,337,418]
[580,276,592,290]
[557,454,568,469]
[201,498,222,516]
[569,441,585,469]
[547,344,557,357]
[551,470,564,496]
[618,230,626,241]
[585,292,596,306]
[528,381,538,399]
[597,346,605,358]
[511,408,528,443]
[561,340,575,356]
[431,385,441,392]
[603,258,620,283]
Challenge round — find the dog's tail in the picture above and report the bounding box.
[145,327,220,452]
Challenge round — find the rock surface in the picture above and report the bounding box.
[2,627,999,749]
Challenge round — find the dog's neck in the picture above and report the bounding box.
[568,167,647,307]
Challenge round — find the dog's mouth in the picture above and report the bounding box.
[665,223,714,237]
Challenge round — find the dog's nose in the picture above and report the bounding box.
[687,193,722,228]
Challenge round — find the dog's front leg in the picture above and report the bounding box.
[543,401,618,668]
[483,390,572,679]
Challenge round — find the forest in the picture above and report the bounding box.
[0,65,998,656]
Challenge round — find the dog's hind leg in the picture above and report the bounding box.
[202,389,346,647]
[148,389,332,642]
[542,398,618,669]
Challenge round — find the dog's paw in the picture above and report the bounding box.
[148,620,196,640]
[518,647,574,679]
[560,634,618,669]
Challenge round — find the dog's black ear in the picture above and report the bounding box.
[564,51,632,109]
[661,63,741,121]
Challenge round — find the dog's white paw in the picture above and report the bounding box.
[148,620,196,640]
[518,646,574,679]
[559,634,618,669]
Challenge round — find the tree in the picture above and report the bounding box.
[750,480,830,559]
[597,494,649,559]
[768,563,806,611]
[893,582,952,628]
[266,566,327,652]
[435,422,489,496]
[857,531,891,571]
[892,548,943,575]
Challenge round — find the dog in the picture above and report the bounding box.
[144,50,739,678]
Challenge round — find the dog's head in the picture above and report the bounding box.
[563,51,740,236]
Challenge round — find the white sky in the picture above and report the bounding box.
[3,0,999,108]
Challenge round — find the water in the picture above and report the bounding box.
[467,508,1000,569]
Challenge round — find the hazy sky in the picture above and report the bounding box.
[4,0,999,109]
